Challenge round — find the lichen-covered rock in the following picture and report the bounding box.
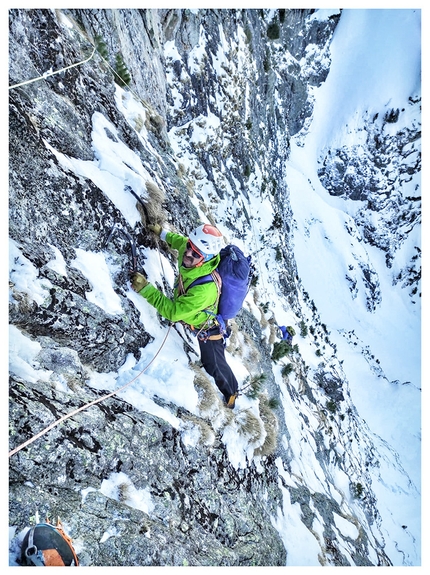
[9,373,286,566]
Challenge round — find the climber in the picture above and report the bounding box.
[278,325,294,344]
[131,223,239,409]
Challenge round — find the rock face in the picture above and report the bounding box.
[9,8,419,567]
[317,106,421,290]
[10,373,285,566]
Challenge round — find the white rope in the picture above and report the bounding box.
[8,18,175,459]
[9,325,172,458]
[9,46,97,90]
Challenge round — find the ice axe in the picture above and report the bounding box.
[103,222,139,273]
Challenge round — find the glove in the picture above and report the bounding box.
[131,272,149,292]
[148,223,162,236]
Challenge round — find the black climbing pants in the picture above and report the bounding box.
[198,335,238,402]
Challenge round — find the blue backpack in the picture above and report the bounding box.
[189,245,253,331]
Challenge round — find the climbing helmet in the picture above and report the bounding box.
[188,224,223,261]
[20,522,79,566]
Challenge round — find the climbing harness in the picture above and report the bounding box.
[189,324,225,342]
[21,519,79,566]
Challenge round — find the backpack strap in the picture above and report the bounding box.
[187,271,222,318]
[179,271,222,300]
[177,271,224,338]
[176,273,212,296]
[187,273,214,290]
[197,270,226,339]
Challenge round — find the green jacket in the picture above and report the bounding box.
[139,231,220,328]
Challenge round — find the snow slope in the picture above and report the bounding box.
[288,6,421,493]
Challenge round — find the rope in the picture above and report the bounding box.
[9,325,172,458]
[8,46,97,90]
[9,16,152,119]
[8,16,177,459]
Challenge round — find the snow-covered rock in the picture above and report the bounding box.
[8,8,420,567]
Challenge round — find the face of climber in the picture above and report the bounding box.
[183,240,204,268]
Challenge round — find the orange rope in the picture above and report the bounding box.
[9,325,172,458]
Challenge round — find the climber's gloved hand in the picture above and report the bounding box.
[148,223,162,236]
[131,272,149,292]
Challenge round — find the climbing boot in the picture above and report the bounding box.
[226,393,238,409]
